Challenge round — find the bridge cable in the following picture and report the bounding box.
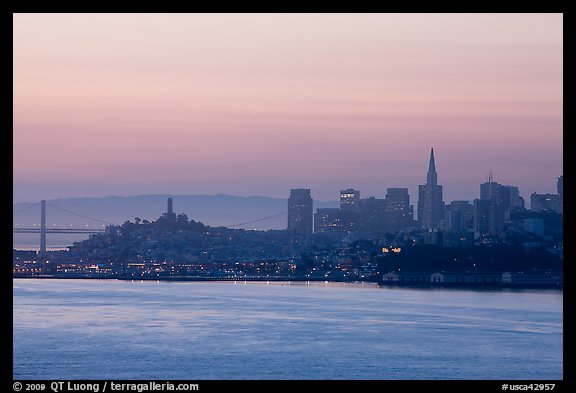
[45,202,116,226]
[225,211,287,228]
[12,202,41,215]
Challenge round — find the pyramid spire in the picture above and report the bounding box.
[427,148,437,185]
[429,148,436,173]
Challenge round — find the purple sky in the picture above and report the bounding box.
[13,13,563,204]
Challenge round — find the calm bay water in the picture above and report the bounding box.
[13,279,562,380]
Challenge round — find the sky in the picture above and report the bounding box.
[13,13,563,204]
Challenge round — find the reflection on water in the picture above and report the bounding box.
[13,279,562,380]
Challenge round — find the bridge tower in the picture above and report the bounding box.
[39,200,47,258]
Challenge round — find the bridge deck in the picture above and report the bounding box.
[13,228,106,234]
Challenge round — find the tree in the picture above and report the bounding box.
[177,213,189,227]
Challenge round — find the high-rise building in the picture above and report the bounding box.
[505,185,525,213]
[480,176,503,202]
[473,198,504,235]
[473,199,491,235]
[418,148,444,229]
[531,193,563,214]
[340,189,360,232]
[478,176,512,231]
[385,188,413,232]
[480,179,524,220]
[314,208,343,233]
[340,189,360,211]
[287,189,313,235]
[445,200,473,233]
[358,197,387,234]
[530,176,563,214]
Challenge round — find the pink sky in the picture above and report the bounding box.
[13,13,563,203]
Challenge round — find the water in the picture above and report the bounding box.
[13,279,562,380]
[13,232,91,250]
[13,246,69,252]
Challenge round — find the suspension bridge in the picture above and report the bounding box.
[14,198,288,257]
[13,200,113,256]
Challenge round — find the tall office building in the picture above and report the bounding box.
[531,193,563,214]
[557,176,563,199]
[481,179,524,219]
[479,177,523,227]
[314,208,343,234]
[473,177,508,235]
[287,189,313,235]
[480,176,503,202]
[340,189,360,211]
[340,189,360,232]
[358,197,387,234]
[505,185,525,213]
[385,188,413,232]
[418,148,444,229]
[445,200,473,233]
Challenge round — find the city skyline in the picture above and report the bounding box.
[14,14,562,203]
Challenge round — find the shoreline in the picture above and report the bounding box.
[12,275,563,290]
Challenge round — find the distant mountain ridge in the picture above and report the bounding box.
[13,194,339,230]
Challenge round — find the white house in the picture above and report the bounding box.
[431,272,444,283]
[382,272,399,282]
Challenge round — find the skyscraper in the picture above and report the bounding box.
[530,193,563,214]
[472,176,513,235]
[418,148,444,229]
[557,176,563,199]
[358,197,387,234]
[478,177,513,230]
[473,199,491,235]
[340,189,360,211]
[480,176,503,202]
[287,189,313,235]
[445,200,473,233]
[340,189,360,232]
[505,185,525,213]
[385,188,413,232]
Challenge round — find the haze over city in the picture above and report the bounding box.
[13,13,562,204]
[13,13,564,383]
